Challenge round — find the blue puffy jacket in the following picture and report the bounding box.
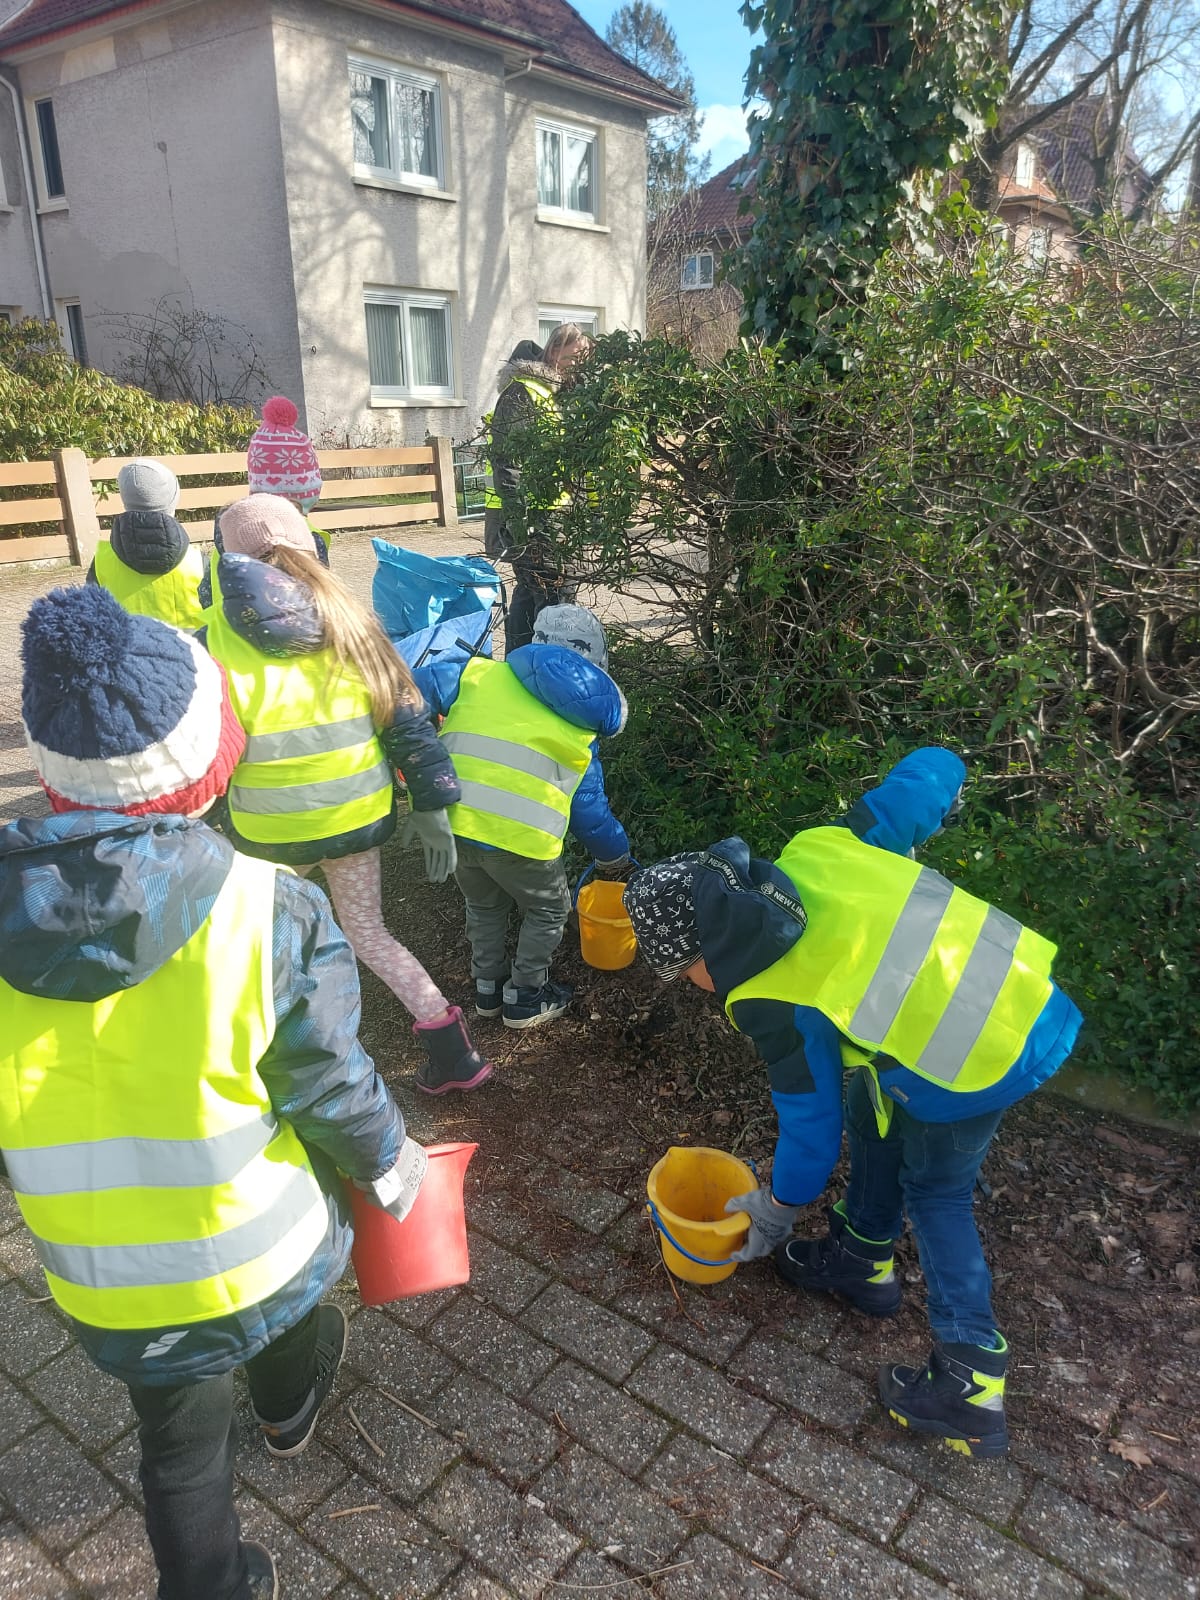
[199,551,460,866]
[696,748,1082,1207]
[0,811,404,1384]
[415,643,630,863]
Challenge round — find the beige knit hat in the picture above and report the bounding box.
[219,494,316,559]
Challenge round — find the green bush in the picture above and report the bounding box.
[516,218,1200,1112]
[0,318,254,460]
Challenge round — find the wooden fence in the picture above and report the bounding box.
[0,437,459,568]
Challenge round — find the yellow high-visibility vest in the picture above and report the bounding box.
[94,539,206,630]
[205,571,393,849]
[0,854,329,1329]
[483,376,571,511]
[727,826,1056,1093]
[440,657,593,860]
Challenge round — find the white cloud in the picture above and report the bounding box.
[696,102,763,176]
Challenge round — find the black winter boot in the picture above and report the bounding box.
[414,1006,494,1094]
[775,1200,902,1317]
[879,1337,1009,1458]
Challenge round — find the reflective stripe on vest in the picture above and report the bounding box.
[483,376,570,510]
[726,826,1056,1093]
[205,560,393,846]
[0,854,329,1329]
[440,658,593,860]
[94,539,206,630]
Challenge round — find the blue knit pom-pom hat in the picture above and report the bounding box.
[20,586,245,815]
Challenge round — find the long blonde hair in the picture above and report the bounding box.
[265,546,419,726]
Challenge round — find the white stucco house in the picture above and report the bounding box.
[0,0,677,442]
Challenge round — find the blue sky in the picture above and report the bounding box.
[573,1,758,173]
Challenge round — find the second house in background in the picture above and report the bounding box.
[0,0,680,439]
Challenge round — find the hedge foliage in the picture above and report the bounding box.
[514,221,1200,1112]
[0,318,254,461]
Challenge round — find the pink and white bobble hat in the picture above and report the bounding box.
[246,396,323,507]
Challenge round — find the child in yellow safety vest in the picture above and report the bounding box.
[414,604,632,1031]
[3,584,430,1598]
[202,493,493,1096]
[87,458,206,630]
[624,750,1083,1461]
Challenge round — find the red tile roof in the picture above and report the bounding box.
[0,0,681,108]
[660,156,755,241]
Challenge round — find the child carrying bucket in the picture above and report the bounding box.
[414,604,632,1030]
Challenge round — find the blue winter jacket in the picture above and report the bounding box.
[697,748,1082,1208]
[199,551,460,866]
[415,644,630,863]
[0,811,404,1384]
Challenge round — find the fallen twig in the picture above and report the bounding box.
[376,1386,437,1430]
[326,1504,382,1520]
[347,1402,385,1458]
[545,1559,695,1590]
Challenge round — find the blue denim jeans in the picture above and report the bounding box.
[844,1068,1004,1347]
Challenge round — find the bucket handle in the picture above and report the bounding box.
[573,858,640,907]
[646,1199,740,1270]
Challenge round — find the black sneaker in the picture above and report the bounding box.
[255,1303,348,1458]
[244,1541,279,1599]
[474,976,507,1019]
[775,1200,901,1317]
[879,1337,1009,1458]
[502,980,574,1030]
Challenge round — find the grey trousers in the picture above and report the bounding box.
[454,840,571,991]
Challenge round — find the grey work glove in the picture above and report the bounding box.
[400,807,458,884]
[354,1137,429,1224]
[724,1185,802,1262]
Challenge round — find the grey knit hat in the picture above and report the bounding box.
[623,853,704,981]
[117,458,180,514]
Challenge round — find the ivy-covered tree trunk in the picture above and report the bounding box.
[734,0,1010,362]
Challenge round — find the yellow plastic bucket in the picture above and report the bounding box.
[575,873,637,971]
[646,1145,756,1285]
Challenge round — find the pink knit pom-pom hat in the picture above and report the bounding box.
[247,395,323,507]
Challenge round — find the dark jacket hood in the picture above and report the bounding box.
[110,509,191,575]
[497,357,561,391]
[0,812,233,1001]
[216,551,325,658]
[693,836,808,1000]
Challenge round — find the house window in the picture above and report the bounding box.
[536,118,597,221]
[538,307,601,346]
[1013,142,1035,189]
[681,252,715,290]
[364,291,453,399]
[1026,226,1051,266]
[55,299,87,365]
[349,57,443,187]
[34,98,65,200]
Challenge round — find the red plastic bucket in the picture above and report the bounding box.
[347,1141,477,1305]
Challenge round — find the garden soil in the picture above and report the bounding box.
[342,837,1200,1570]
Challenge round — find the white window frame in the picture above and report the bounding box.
[1014,142,1035,189]
[536,116,600,224]
[349,54,446,191]
[55,298,87,364]
[680,251,715,291]
[364,289,455,402]
[1025,226,1051,267]
[538,305,602,345]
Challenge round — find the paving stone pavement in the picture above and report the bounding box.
[2,538,1199,1597]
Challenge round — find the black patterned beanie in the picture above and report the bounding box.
[623,853,704,981]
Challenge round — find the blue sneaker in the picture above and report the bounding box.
[474,976,507,1019]
[880,1338,1009,1458]
[502,980,573,1031]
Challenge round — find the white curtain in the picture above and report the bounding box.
[409,305,449,388]
[397,82,436,179]
[350,71,390,169]
[365,303,404,388]
[537,128,561,207]
[565,134,593,214]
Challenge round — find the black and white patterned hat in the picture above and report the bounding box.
[623,853,704,981]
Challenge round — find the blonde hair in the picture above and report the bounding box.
[265,546,419,726]
[544,322,591,365]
